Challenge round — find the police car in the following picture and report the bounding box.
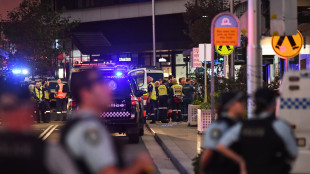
[129,67,164,105]
[68,63,145,143]
[277,69,310,174]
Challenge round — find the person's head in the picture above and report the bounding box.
[154,81,160,87]
[217,91,247,120]
[182,77,186,84]
[186,78,191,84]
[254,88,278,115]
[162,80,167,85]
[57,79,62,84]
[42,78,48,86]
[30,78,35,83]
[193,79,197,84]
[168,75,174,81]
[0,81,34,132]
[70,70,112,113]
[179,78,182,84]
[159,79,163,84]
[147,76,153,83]
[172,79,178,85]
[35,82,41,89]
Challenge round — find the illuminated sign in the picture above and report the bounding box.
[215,45,234,56]
[119,57,131,62]
[159,57,167,62]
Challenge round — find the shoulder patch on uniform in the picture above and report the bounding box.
[84,128,101,145]
[211,128,222,140]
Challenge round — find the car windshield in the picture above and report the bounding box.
[147,73,163,82]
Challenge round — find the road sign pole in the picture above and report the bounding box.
[224,55,229,78]
[230,0,235,79]
[247,0,262,118]
[285,58,289,72]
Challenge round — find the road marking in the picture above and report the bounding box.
[38,125,54,139]
[42,125,58,141]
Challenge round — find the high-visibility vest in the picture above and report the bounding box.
[34,87,44,100]
[158,85,168,96]
[171,84,183,97]
[56,83,67,99]
[148,82,157,100]
[44,88,49,100]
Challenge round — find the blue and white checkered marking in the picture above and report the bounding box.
[280,98,310,109]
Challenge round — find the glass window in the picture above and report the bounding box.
[129,70,145,87]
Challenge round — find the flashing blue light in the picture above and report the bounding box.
[12,69,22,74]
[116,71,123,77]
[22,69,29,75]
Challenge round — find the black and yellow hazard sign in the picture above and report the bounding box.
[215,45,234,56]
[272,30,303,59]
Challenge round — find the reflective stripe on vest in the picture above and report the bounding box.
[148,82,157,100]
[158,85,167,96]
[34,87,43,99]
[172,84,182,97]
[56,83,67,99]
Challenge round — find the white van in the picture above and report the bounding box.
[277,69,310,174]
[128,67,164,105]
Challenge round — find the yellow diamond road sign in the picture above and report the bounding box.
[215,45,234,56]
[272,30,303,59]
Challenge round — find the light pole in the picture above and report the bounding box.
[152,0,156,66]
[247,0,262,118]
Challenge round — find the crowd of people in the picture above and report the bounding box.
[145,75,200,123]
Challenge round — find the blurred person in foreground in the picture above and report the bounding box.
[200,91,247,174]
[182,78,195,121]
[0,80,80,174]
[217,88,297,174]
[61,70,155,174]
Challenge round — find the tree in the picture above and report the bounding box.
[184,0,240,46]
[0,0,79,75]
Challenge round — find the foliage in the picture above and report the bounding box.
[192,99,203,105]
[0,0,79,75]
[268,76,280,90]
[184,0,240,46]
[200,102,211,110]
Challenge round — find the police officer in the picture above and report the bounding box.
[61,70,155,174]
[33,82,48,123]
[147,76,157,124]
[42,78,51,123]
[55,79,68,121]
[171,79,183,121]
[217,88,298,174]
[158,80,169,123]
[0,80,81,174]
[200,91,247,174]
[182,78,195,121]
[154,81,160,120]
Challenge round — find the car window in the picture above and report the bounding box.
[147,73,163,82]
[129,70,145,87]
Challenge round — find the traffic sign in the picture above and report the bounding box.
[272,30,303,59]
[213,13,240,46]
[215,45,234,56]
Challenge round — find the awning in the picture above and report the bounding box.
[73,32,111,55]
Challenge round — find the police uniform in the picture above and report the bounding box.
[43,85,51,122]
[0,131,80,174]
[147,82,157,123]
[171,84,183,121]
[219,112,298,174]
[55,83,68,121]
[33,86,48,123]
[182,83,194,121]
[158,84,169,122]
[203,113,239,174]
[60,110,117,174]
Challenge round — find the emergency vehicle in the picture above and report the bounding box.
[277,69,310,174]
[68,63,145,143]
[128,67,164,105]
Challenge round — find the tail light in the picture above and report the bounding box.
[70,100,77,108]
[131,96,137,106]
[143,94,147,101]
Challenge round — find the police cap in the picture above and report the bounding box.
[254,88,279,110]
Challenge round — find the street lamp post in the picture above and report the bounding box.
[152,0,156,66]
[247,0,262,118]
